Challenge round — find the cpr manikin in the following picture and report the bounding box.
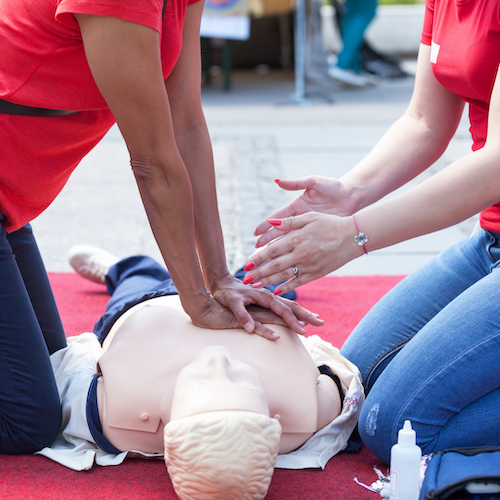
[40,250,364,500]
[94,295,355,499]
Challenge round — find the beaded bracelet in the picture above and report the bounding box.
[352,214,368,255]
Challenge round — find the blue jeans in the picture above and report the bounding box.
[0,215,66,454]
[337,0,378,73]
[94,256,297,344]
[341,229,500,463]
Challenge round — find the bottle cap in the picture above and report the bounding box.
[398,420,416,446]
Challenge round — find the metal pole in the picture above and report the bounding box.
[290,0,309,105]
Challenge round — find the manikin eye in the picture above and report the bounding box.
[235,379,261,390]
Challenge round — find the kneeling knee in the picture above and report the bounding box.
[0,407,62,455]
[358,401,396,463]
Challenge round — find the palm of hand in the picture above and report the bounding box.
[291,181,351,217]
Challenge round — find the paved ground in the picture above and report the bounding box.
[33,62,476,276]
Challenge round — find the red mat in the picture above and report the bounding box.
[0,273,404,500]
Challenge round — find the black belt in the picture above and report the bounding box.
[0,98,80,117]
[319,364,346,402]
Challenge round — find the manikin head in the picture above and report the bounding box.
[164,346,282,500]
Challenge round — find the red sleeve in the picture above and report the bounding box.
[188,0,202,5]
[420,0,434,46]
[55,0,164,33]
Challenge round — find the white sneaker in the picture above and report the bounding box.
[67,245,119,284]
[327,65,378,88]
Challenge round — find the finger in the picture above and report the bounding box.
[244,239,298,287]
[245,258,298,289]
[251,321,281,340]
[278,297,324,327]
[254,227,284,249]
[254,205,295,237]
[267,212,318,233]
[270,277,303,298]
[253,179,306,237]
[246,290,307,335]
[245,220,307,273]
[254,178,319,237]
[247,306,288,326]
[275,176,316,192]
[258,266,303,290]
[245,259,299,290]
[225,299,256,333]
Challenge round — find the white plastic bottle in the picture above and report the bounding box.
[389,420,422,500]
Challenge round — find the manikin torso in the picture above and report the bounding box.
[97,296,341,454]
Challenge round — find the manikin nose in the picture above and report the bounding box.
[202,346,234,378]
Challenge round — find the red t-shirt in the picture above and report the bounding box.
[421,0,500,233]
[0,0,199,232]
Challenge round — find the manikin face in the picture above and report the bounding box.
[170,346,269,420]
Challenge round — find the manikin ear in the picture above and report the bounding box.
[316,374,342,430]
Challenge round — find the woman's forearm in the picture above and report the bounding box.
[355,145,500,253]
[340,107,463,214]
[241,145,500,294]
[165,0,230,293]
[132,153,213,318]
[340,44,465,213]
[75,13,213,320]
[172,117,230,292]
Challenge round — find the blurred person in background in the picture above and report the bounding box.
[327,0,379,86]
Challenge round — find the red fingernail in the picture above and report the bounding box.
[269,219,282,226]
[244,262,255,271]
[243,276,253,285]
[275,179,280,183]
[274,289,283,295]
[251,281,263,288]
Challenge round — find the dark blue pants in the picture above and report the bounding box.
[0,216,66,454]
[94,256,296,344]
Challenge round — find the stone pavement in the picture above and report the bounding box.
[32,63,476,276]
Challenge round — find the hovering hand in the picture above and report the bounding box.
[245,213,362,296]
[254,176,357,248]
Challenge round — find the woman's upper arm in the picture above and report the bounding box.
[74,14,176,158]
[406,43,465,144]
[165,0,205,122]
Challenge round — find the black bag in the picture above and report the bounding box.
[419,446,500,500]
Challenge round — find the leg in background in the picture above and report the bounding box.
[94,256,177,343]
[336,0,378,72]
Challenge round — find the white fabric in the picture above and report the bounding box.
[276,335,365,469]
[36,334,160,470]
[37,333,364,471]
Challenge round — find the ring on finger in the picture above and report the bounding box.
[292,265,300,278]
